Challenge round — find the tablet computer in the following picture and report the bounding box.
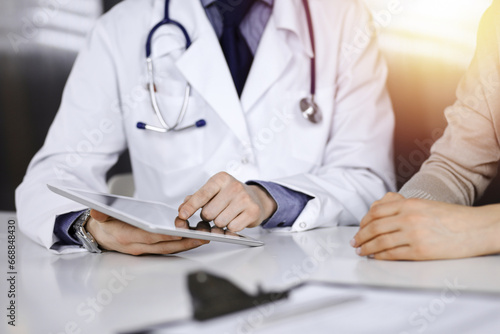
[47,184,264,247]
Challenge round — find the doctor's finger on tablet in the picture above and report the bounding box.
[178,172,276,231]
[178,172,234,221]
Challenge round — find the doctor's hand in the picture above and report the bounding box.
[178,172,277,232]
[86,210,209,256]
[351,193,500,261]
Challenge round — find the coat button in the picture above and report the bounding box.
[241,157,249,164]
[299,222,307,229]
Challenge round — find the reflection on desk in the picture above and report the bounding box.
[2,211,500,334]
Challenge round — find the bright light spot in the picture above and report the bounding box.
[365,0,493,66]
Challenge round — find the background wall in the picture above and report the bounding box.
[0,0,496,211]
[0,0,124,211]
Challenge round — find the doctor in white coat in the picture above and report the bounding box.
[16,0,395,255]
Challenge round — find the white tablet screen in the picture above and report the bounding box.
[77,190,177,230]
[48,185,263,246]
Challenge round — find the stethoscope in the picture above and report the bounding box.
[137,0,322,134]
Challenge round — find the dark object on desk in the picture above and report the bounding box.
[188,271,289,321]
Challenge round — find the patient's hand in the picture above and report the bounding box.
[351,193,500,260]
[86,210,209,256]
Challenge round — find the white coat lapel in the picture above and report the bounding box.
[166,0,251,145]
[241,0,313,113]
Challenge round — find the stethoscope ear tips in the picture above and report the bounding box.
[136,120,205,132]
[196,119,207,128]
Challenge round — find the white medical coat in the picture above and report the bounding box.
[16,0,395,253]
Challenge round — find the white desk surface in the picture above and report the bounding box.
[1,211,500,334]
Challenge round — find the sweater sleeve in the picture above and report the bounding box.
[400,3,500,205]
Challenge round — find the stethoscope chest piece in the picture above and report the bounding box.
[300,97,322,124]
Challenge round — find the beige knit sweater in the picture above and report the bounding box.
[400,2,500,205]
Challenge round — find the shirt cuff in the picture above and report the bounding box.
[246,180,312,228]
[53,210,86,246]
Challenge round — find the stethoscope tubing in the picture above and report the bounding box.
[302,0,316,99]
[146,56,192,130]
[138,0,321,133]
[138,0,202,133]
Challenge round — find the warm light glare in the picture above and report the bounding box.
[366,0,493,66]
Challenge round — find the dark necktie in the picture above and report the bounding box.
[217,0,256,97]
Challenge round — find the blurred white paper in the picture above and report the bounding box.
[125,284,500,334]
